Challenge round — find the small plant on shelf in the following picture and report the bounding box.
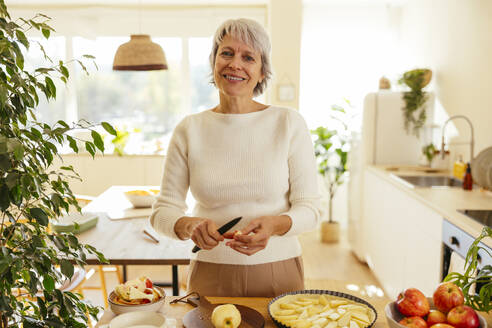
[398,68,432,137]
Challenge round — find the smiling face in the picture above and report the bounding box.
[213,35,264,99]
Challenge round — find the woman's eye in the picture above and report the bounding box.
[221,51,233,56]
[244,55,255,62]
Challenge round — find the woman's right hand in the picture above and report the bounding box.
[174,217,224,250]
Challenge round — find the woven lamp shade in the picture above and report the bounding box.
[113,34,168,71]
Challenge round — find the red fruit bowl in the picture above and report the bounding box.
[385,298,487,328]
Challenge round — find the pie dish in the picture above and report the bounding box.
[268,290,377,328]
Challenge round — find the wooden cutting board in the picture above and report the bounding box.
[182,297,265,328]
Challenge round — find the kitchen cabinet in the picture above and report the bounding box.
[363,169,443,299]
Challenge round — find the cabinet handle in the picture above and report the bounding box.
[450,236,460,247]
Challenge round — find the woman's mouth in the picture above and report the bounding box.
[223,74,246,81]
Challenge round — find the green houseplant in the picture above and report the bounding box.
[0,1,116,326]
[311,100,353,243]
[398,68,432,137]
[445,226,492,313]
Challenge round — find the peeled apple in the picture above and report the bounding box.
[211,304,241,328]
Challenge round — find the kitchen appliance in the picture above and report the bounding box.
[348,91,435,261]
[442,219,492,288]
[458,209,492,227]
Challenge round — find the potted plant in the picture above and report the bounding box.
[398,68,432,137]
[0,2,116,326]
[445,226,492,313]
[422,143,438,167]
[311,100,354,243]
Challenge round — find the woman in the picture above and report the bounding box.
[149,18,321,297]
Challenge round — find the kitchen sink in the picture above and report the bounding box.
[391,175,463,188]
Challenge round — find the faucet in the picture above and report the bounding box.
[441,115,474,161]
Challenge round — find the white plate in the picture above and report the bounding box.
[472,146,492,189]
[109,311,165,328]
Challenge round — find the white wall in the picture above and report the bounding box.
[268,0,302,109]
[399,0,492,161]
[52,154,165,196]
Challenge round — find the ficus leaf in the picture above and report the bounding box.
[42,275,55,292]
[101,121,117,136]
[30,207,49,226]
[60,259,74,279]
[91,130,104,152]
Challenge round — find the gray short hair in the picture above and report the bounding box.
[209,18,272,97]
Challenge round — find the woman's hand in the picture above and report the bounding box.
[225,215,292,256]
[175,217,224,250]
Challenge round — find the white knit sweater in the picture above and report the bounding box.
[150,106,321,265]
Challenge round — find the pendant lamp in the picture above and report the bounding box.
[113,34,168,71]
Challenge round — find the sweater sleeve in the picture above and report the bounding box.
[149,117,190,240]
[280,110,322,236]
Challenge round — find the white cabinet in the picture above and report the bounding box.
[363,169,443,299]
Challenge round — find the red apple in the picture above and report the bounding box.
[145,278,153,289]
[400,316,428,328]
[427,310,447,326]
[433,282,464,313]
[397,288,430,316]
[447,305,480,328]
[430,324,455,328]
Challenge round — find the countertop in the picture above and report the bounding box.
[367,165,492,247]
[95,278,492,328]
[96,279,391,328]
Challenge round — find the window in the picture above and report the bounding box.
[16,5,267,154]
[23,37,66,126]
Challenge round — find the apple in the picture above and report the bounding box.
[427,310,447,326]
[430,324,455,328]
[399,316,428,328]
[145,278,153,289]
[447,305,479,328]
[433,282,464,313]
[397,288,430,316]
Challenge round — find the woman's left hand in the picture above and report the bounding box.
[225,215,291,256]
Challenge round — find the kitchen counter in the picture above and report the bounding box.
[96,279,391,327]
[367,165,492,248]
[95,279,492,328]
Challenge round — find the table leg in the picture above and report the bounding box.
[172,265,179,296]
[122,265,127,282]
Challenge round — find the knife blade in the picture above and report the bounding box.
[191,216,242,253]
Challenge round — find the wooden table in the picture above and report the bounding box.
[78,186,193,295]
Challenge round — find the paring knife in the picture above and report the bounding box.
[191,216,242,253]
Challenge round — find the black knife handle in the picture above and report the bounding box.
[192,245,201,253]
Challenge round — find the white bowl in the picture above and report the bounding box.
[124,190,158,208]
[109,311,165,328]
[385,297,487,328]
[108,286,165,315]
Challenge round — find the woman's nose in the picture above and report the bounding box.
[227,55,242,70]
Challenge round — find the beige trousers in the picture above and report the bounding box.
[187,257,304,297]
